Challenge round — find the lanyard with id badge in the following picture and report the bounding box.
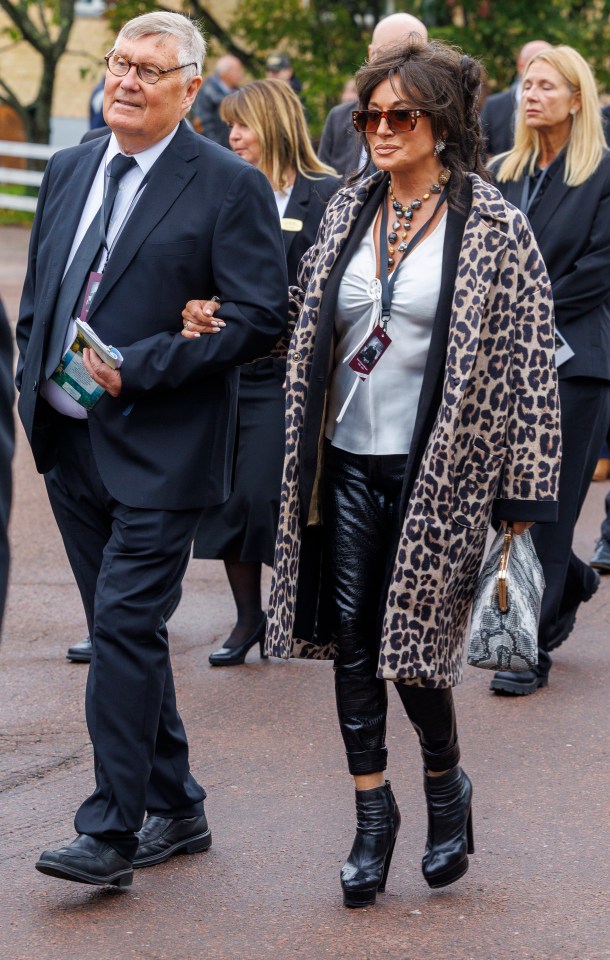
[336,184,448,422]
[50,164,150,409]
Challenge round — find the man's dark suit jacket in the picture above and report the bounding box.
[495,151,610,383]
[16,121,288,511]
[480,86,518,157]
[0,297,13,634]
[317,100,364,179]
[282,171,340,286]
[603,104,610,146]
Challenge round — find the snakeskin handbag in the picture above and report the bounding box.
[467,528,544,671]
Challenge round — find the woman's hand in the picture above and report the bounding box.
[501,521,535,536]
[181,296,224,339]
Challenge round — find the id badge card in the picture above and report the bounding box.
[79,271,103,324]
[348,324,392,380]
[554,328,575,367]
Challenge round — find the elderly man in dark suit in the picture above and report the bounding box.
[16,12,287,889]
[318,12,427,179]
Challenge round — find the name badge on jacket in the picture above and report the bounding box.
[281,217,303,232]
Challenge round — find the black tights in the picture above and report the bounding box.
[322,443,460,776]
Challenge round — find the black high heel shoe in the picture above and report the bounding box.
[208,615,268,666]
[422,766,474,888]
[341,780,401,908]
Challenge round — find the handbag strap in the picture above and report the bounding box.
[497,528,513,613]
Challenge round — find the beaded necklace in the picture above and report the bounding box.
[386,168,451,266]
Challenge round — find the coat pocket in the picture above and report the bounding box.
[452,435,506,530]
[136,240,196,258]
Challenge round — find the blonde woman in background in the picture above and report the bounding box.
[191,79,340,665]
[490,45,610,695]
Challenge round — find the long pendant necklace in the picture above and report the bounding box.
[387,168,451,266]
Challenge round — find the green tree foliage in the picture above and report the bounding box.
[230,0,610,136]
[0,0,75,142]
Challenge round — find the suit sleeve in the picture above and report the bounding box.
[317,111,337,168]
[492,214,562,524]
[118,163,288,396]
[549,162,610,325]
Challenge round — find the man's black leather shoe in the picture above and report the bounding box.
[133,814,211,868]
[490,667,549,695]
[35,834,133,887]
[66,635,92,663]
[546,569,600,652]
[66,585,183,663]
[590,536,610,574]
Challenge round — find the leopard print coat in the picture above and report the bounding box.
[266,171,561,688]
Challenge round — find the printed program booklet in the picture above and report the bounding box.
[50,319,123,410]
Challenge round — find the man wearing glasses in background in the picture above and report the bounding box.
[16,11,287,890]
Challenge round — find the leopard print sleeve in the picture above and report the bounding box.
[496,209,561,516]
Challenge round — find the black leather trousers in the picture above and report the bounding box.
[322,443,460,776]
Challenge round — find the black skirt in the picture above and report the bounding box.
[192,358,286,566]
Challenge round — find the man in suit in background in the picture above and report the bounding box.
[317,12,428,179]
[603,103,610,144]
[16,12,287,889]
[480,40,551,159]
[0,296,13,636]
[191,54,244,146]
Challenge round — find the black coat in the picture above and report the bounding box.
[480,86,518,157]
[317,100,363,179]
[494,151,610,382]
[282,171,341,285]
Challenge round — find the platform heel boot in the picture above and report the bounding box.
[340,780,401,908]
[422,766,474,888]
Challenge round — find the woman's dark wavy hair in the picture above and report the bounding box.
[351,40,490,205]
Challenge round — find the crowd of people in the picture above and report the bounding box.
[4,3,609,910]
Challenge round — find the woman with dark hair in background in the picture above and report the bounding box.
[184,41,561,906]
[191,79,339,666]
[490,45,610,695]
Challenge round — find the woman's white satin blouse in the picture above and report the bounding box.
[325,211,447,456]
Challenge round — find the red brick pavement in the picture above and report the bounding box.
[0,226,608,960]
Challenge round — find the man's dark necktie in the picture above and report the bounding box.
[45,153,137,379]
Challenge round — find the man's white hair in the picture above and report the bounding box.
[116,12,206,78]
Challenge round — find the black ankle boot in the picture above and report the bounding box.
[341,780,401,908]
[422,766,474,889]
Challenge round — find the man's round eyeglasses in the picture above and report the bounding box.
[352,108,430,134]
[104,52,196,85]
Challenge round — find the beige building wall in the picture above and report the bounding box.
[0,0,237,132]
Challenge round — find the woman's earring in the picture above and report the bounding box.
[434,137,446,156]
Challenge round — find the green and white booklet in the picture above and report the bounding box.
[50,319,123,410]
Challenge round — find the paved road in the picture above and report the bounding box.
[0,225,608,960]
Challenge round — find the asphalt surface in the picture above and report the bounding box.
[0,224,608,960]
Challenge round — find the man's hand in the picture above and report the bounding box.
[83,348,122,397]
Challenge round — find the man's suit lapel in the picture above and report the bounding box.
[42,138,108,372]
[86,125,199,321]
[47,138,109,313]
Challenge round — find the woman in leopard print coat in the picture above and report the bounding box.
[183,42,561,909]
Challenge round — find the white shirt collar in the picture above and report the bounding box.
[105,125,180,173]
